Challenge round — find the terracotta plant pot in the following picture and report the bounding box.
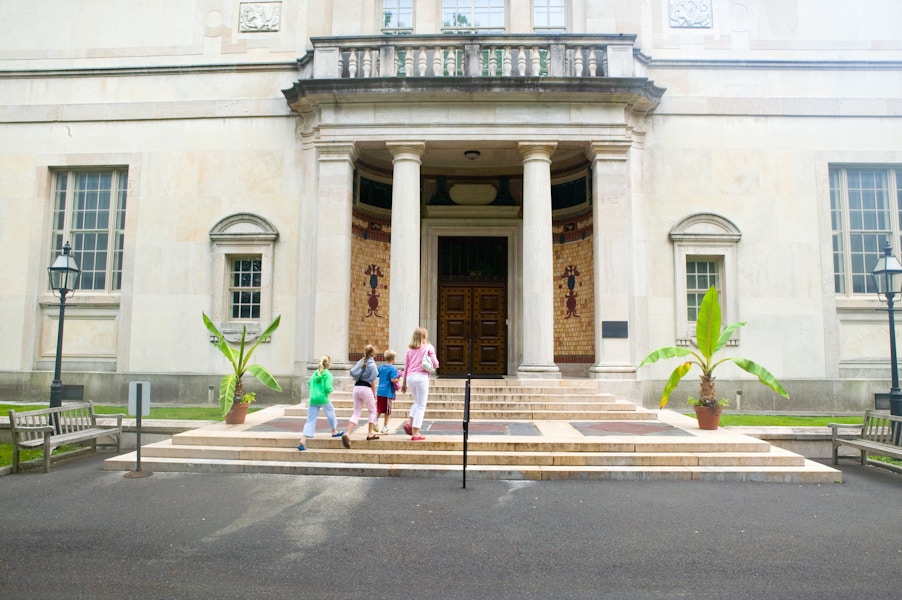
[225,402,250,425]
[693,405,724,430]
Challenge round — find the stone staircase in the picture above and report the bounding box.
[103,379,841,483]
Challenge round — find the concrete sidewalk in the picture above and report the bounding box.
[0,452,899,600]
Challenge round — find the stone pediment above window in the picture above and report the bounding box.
[209,213,279,244]
[283,34,665,114]
[669,213,741,244]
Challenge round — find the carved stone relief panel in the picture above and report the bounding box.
[239,2,281,32]
[669,0,713,28]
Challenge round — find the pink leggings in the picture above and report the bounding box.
[350,385,377,426]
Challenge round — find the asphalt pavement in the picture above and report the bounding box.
[1,453,899,600]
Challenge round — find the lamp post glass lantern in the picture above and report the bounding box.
[871,240,902,417]
[48,241,80,408]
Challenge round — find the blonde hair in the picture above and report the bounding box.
[317,355,331,374]
[363,344,377,358]
[409,327,428,349]
[384,349,396,362]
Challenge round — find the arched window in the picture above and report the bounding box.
[669,213,741,346]
[208,213,279,341]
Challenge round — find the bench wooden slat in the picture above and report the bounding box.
[8,401,125,473]
[830,409,902,465]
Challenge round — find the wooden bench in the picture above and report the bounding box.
[8,401,125,473]
[829,410,902,465]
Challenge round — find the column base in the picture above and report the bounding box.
[517,364,561,379]
[589,362,637,375]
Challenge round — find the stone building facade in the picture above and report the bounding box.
[1,1,901,411]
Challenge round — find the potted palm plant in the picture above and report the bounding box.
[638,286,789,429]
[203,313,283,424]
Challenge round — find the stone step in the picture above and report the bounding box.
[102,451,839,483]
[100,404,844,483]
[114,439,810,467]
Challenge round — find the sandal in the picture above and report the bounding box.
[403,422,412,436]
[341,434,351,449]
[331,431,345,438]
[366,435,380,440]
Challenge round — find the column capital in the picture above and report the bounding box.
[586,140,631,163]
[315,141,359,162]
[386,141,426,161]
[517,141,557,161]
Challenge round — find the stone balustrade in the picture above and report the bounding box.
[303,34,641,80]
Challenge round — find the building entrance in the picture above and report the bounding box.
[436,237,507,376]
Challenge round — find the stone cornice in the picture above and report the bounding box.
[0,62,298,80]
[283,76,665,115]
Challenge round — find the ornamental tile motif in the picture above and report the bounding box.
[239,2,281,32]
[669,0,713,28]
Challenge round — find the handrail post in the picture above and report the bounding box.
[462,373,471,489]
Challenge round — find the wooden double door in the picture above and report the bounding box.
[436,236,508,376]
[438,285,507,376]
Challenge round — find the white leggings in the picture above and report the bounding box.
[406,372,430,429]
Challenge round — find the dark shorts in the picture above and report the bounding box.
[377,395,393,415]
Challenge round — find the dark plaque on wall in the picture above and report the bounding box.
[601,321,628,339]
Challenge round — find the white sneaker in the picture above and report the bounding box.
[380,426,390,434]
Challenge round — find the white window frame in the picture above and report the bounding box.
[49,168,128,293]
[830,165,902,296]
[669,213,741,346]
[441,0,506,33]
[209,213,278,342]
[381,0,414,33]
[533,0,567,32]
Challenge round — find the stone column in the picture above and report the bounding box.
[517,142,560,377]
[587,141,634,375]
[312,142,358,371]
[387,142,426,362]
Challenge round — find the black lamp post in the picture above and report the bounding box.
[871,241,902,417]
[48,241,80,408]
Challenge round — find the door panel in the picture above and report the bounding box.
[439,287,471,372]
[438,285,506,376]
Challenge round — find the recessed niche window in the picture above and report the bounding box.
[669,213,741,346]
[209,213,278,341]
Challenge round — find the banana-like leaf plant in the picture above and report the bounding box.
[638,286,789,408]
[203,313,283,419]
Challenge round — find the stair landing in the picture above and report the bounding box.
[104,401,842,483]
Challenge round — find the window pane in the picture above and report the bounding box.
[535,0,565,30]
[383,0,412,29]
[51,169,126,292]
[230,257,263,320]
[686,259,719,322]
[844,167,890,295]
[443,0,504,32]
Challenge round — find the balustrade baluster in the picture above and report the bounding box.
[530,46,541,76]
[517,46,527,76]
[348,48,358,78]
[405,47,414,76]
[418,47,427,76]
[502,47,512,76]
[488,46,498,76]
[588,47,598,77]
[574,46,584,77]
[433,46,443,76]
[363,49,372,78]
